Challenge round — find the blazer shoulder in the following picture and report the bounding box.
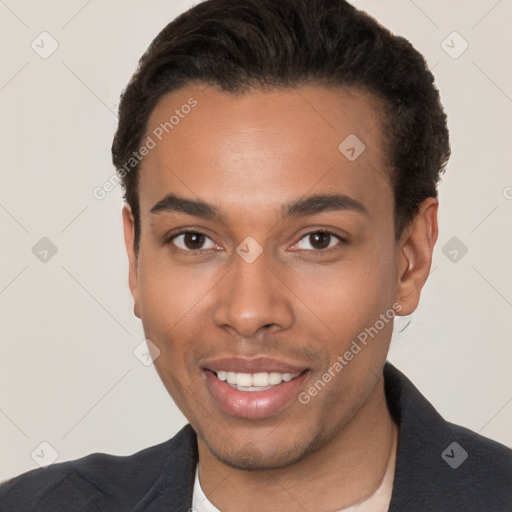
[447,420,512,477]
[385,363,512,510]
[0,426,195,511]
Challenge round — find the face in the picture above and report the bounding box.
[123,85,434,470]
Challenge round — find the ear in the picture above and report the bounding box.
[395,197,438,316]
[122,205,141,319]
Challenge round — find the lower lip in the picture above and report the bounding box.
[204,370,308,420]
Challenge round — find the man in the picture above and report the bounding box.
[1,0,511,510]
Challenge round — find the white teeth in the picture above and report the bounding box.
[252,372,269,386]
[236,373,253,387]
[269,372,283,385]
[214,370,299,389]
[237,385,274,392]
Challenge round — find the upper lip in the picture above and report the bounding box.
[201,357,308,374]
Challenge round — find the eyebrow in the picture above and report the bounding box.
[150,192,367,220]
[283,193,368,218]
[150,194,226,221]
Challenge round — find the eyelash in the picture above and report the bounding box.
[165,228,347,254]
[292,229,347,251]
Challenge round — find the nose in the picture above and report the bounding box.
[213,250,294,338]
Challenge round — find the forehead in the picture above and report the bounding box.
[138,84,392,221]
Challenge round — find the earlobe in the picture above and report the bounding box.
[395,198,439,316]
[122,205,141,319]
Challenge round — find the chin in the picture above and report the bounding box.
[202,428,325,471]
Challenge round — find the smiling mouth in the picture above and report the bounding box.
[213,370,301,391]
[203,364,309,419]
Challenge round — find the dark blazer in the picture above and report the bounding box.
[1,363,511,511]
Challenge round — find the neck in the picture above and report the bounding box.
[197,378,398,512]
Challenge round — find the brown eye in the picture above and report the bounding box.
[309,232,331,249]
[183,232,206,249]
[295,231,342,251]
[171,232,217,251]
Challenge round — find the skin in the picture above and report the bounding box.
[122,85,438,511]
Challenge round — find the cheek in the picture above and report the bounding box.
[136,255,217,415]
[138,243,220,320]
[135,250,220,358]
[289,241,397,350]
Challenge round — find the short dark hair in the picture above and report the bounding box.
[112,0,450,248]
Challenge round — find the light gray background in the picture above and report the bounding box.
[1,0,511,482]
